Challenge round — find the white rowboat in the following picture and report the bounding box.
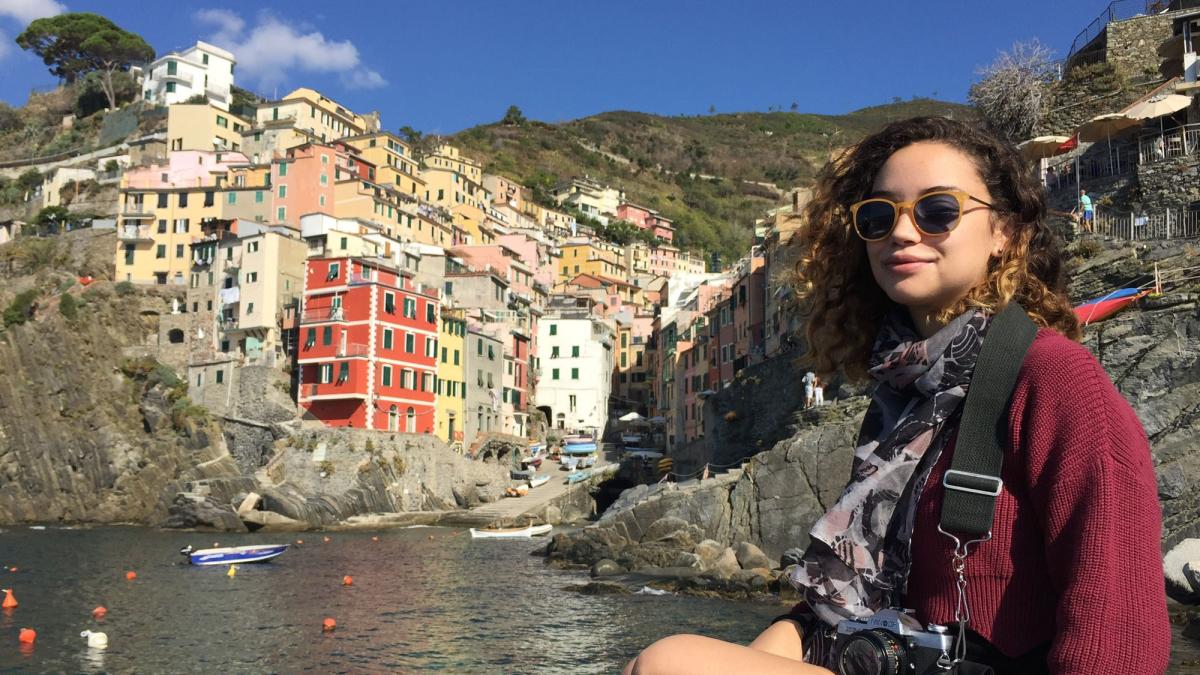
[469,524,553,539]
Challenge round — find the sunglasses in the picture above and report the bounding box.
[849,190,998,241]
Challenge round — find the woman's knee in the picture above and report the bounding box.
[627,634,704,675]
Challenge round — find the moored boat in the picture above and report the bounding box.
[180,544,289,566]
[1073,288,1148,325]
[566,470,590,484]
[469,523,553,539]
[528,474,550,488]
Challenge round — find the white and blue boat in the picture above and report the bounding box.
[566,470,591,484]
[563,436,597,454]
[180,544,289,566]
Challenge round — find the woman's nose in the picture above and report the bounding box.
[890,205,922,243]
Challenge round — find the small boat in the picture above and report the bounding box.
[180,544,289,566]
[528,474,550,488]
[511,468,534,481]
[1074,288,1147,325]
[566,470,590,484]
[562,439,598,455]
[469,524,553,539]
[560,455,579,471]
[520,455,543,469]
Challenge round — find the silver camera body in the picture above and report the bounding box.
[832,608,955,675]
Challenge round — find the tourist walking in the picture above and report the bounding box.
[1076,189,1094,233]
[622,116,1168,675]
[802,371,815,408]
[812,375,824,406]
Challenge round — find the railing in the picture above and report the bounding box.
[336,343,369,358]
[117,225,153,241]
[1092,207,1200,240]
[1138,124,1200,164]
[1046,149,1138,192]
[301,307,345,323]
[1067,0,1158,60]
[121,203,153,216]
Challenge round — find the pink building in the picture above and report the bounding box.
[123,150,250,189]
[272,142,371,226]
[616,202,675,244]
[732,259,766,368]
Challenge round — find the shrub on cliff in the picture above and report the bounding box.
[58,292,79,321]
[114,280,135,296]
[3,289,40,327]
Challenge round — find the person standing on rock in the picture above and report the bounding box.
[803,371,816,408]
[622,116,1168,674]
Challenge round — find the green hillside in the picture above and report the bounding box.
[452,99,976,264]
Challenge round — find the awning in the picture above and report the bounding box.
[1075,113,1142,142]
[1127,93,1193,120]
[1017,135,1073,161]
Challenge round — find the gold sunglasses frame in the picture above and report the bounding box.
[849,190,998,242]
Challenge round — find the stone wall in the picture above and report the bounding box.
[1106,13,1176,82]
[1137,153,1200,207]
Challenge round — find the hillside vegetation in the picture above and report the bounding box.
[453,99,975,263]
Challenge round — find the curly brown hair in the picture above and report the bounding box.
[794,116,1080,380]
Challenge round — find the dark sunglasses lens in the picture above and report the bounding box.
[913,194,962,234]
[855,201,895,239]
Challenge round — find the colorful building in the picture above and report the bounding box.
[534,309,615,435]
[436,308,467,449]
[421,144,490,243]
[464,325,505,443]
[115,150,250,284]
[297,256,440,432]
[343,132,425,198]
[137,41,236,110]
[254,88,380,145]
[558,239,628,283]
[167,103,250,152]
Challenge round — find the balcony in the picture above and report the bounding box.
[121,203,154,219]
[336,343,369,358]
[118,225,154,242]
[302,380,367,400]
[301,307,345,323]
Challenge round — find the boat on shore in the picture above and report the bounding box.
[566,470,590,484]
[469,523,553,539]
[180,544,289,566]
[528,474,550,488]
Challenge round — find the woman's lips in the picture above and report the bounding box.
[884,258,933,274]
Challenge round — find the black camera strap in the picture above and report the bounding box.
[936,302,1037,667]
[938,302,1037,537]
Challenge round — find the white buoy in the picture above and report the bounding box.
[81,630,108,648]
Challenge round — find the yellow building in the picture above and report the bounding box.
[331,179,453,247]
[437,308,467,450]
[115,151,249,284]
[167,103,251,152]
[420,144,491,244]
[342,132,425,198]
[557,240,629,283]
[254,87,379,145]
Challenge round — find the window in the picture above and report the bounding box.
[175,219,188,234]
[403,298,416,318]
[216,115,228,128]
[216,369,224,384]
[319,363,333,383]
[384,292,395,314]
[441,347,447,363]
[227,192,236,205]
[422,372,432,392]
[571,346,580,358]
[246,272,258,283]
[175,244,184,258]
[569,394,577,411]
[405,333,415,353]
[277,207,286,221]
[383,329,393,350]
[477,340,482,356]
[328,263,340,280]
[305,328,315,348]
[426,303,435,323]
[621,353,627,367]
[278,162,288,177]
[426,337,436,357]
[247,241,259,253]
[551,346,559,359]
[487,345,494,360]
[337,362,349,383]
[339,236,348,250]
[571,368,579,379]
[453,350,460,365]
[382,365,392,387]
[278,185,287,198]
[622,333,628,348]
[320,173,328,186]
[157,193,168,208]
[552,368,559,380]
[156,244,166,259]
[166,81,176,93]
[322,326,333,346]
[255,191,263,203]
[157,219,167,234]
[548,324,557,336]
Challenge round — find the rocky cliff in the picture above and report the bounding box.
[552,237,1200,599]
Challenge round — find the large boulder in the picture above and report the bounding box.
[710,547,741,579]
[735,541,773,571]
[591,559,623,577]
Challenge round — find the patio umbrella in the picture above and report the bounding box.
[1128,93,1194,153]
[1017,135,1072,161]
[1076,113,1143,173]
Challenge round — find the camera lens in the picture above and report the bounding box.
[835,629,908,675]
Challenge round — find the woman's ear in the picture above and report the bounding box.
[991,218,1012,258]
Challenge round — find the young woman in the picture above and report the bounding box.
[623,117,1169,674]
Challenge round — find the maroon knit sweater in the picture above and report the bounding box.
[902,328,1170,673]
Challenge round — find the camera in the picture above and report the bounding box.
[831,608,955,675]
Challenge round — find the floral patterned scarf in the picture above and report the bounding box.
[790,308,990,627]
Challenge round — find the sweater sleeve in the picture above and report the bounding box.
[1019,335,1170,675]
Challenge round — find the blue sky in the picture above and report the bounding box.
[0,0,1108,134]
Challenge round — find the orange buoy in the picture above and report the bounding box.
[323,536,331,543]
[2,589,17,608]
[296,539,304,545]
[342,575,353,586]
[8,567,16,572]
[18,628,35,644]
[322,617,336,632]
[125,571,136,581]
[92,606,107,619]
[371,536,379,542]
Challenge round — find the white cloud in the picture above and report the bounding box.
[0,0,65,27]
[195,9,386,92]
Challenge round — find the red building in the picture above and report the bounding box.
[297,256,440,432]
